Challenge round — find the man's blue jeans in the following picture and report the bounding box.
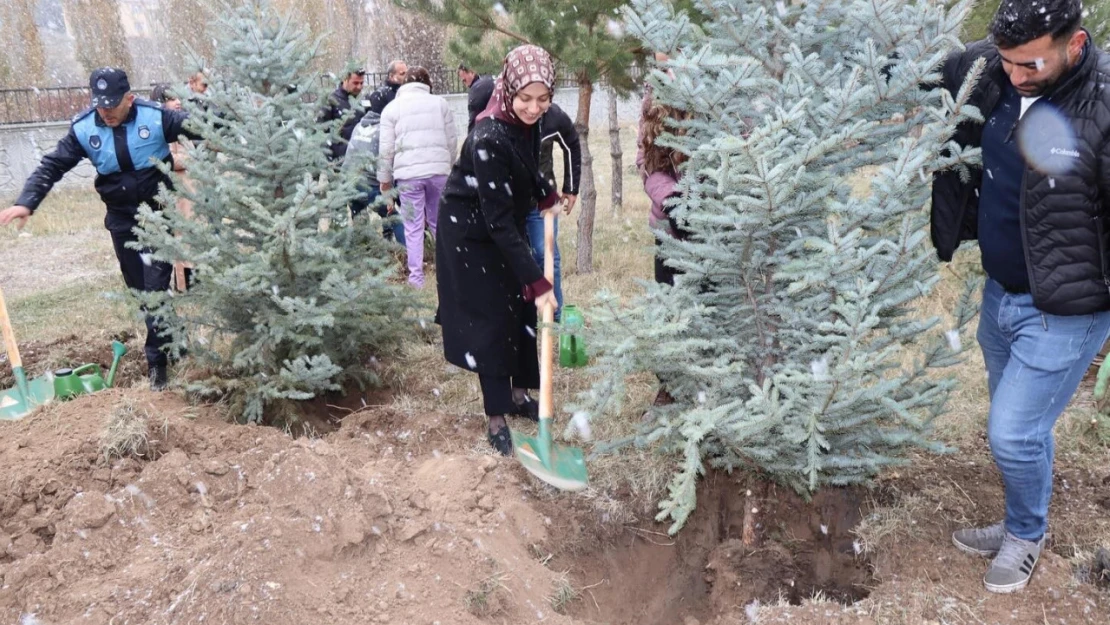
[977,278,1110,541]
[525,208,562,319]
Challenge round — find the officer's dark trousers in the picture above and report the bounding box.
[110,230,173,367]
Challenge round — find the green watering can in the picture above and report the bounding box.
[559,305,588,368]
[2,281,128,420]
[52,341,128,399]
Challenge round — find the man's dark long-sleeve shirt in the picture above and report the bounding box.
[16,100,194,232]
[539,104,581,195]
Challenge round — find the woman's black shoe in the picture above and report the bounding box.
[488,425,513,456]
[509,395,539,422]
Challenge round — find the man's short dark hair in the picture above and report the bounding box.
[989,0,1083,49]
[343,68,367,80]
[149,83,178,104]
[457,63,472,73]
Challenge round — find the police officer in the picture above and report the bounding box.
[0,67,198,391]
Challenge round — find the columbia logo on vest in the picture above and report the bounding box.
[1050,147,1080,158]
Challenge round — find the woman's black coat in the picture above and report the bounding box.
[436,116,552,383]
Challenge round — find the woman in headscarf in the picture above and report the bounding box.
[436,45,565,455]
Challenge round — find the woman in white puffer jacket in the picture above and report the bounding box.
[377,66,459,288]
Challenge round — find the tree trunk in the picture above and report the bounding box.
[608,85,622,215]
[575,77,596,274]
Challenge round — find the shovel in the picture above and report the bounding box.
[511,212,589,491]
[0,285,54,420]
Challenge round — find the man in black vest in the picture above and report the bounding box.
[0,68,197,390]
[932,0,1110,593]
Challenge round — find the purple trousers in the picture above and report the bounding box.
[396,175,447,287]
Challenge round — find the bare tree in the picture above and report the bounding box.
[159,0,218,74]
[1,0,47,86]
[364,3,448,74]
[63,0,134,77]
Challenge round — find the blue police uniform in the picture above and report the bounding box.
[15,99,195,368]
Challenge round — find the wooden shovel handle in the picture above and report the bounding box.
[539,212,556,420]
[0,284,22,369]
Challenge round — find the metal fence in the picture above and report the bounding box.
[0,68,594,126]
[0,87,153,125]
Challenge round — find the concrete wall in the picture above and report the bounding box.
[0,87,642,198]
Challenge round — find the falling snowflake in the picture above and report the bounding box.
[810,356,829,382]
[465,176,479,188]
[450,215,458,222]
[525,325,536,338]
[477,149,489,161]
[571,412,592,440]
[465,352,477,369]
[140,253,153,266]
[945,329,961,351]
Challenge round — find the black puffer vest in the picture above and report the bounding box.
[931,36,1110,315]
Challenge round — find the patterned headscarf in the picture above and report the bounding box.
[476,45,555,127]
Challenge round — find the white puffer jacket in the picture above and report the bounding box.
[377,83,458,183]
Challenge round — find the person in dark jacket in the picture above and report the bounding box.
[527,103,580,319]
[317,67,366,161]
[933,0,1110,594]
[459,63,495,133]
[0,68,198,391]
[467,77,580,318]
[367,60,407,115]
[437,44,565,456]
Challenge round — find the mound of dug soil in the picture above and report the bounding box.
[0,390,574,624]
[2,389,1108,624]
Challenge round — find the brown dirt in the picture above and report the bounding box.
[552,475,872,625]
[1,389,1108,625]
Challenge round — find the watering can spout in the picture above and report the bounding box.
[106,341,127,388]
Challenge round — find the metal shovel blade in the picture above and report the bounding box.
[0,368,54,420]
[511,421,588,492]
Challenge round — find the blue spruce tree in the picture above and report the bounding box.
[573,0,987,532]
[134,1,418,423]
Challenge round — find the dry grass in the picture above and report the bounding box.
[6,275,136,343]
[0,188,104,239]
[549,570,581,614]
[99,397,154,462]
[462,570,511,617]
